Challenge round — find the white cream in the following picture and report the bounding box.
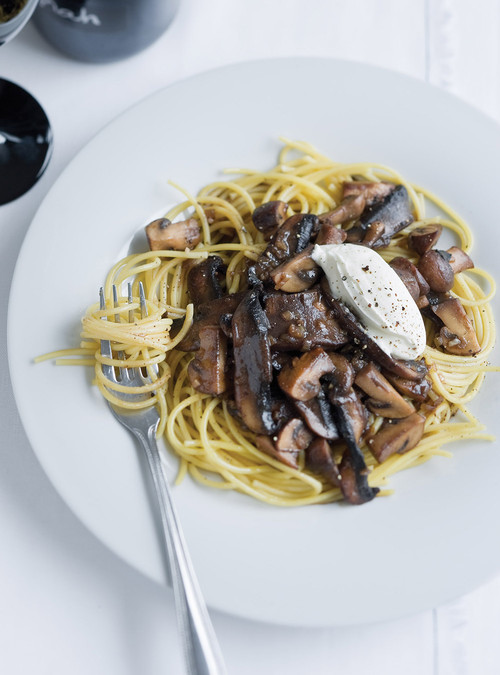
[312,243,426,360]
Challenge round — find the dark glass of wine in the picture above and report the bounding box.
[0,0,53,205]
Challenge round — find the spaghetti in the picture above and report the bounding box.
[37,139,498,506]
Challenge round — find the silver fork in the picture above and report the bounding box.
[100,283,227,675]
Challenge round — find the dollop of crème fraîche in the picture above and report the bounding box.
[312,243,427,360]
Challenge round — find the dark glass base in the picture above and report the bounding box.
[0,79,52,205]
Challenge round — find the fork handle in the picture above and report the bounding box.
[137,426,227,675]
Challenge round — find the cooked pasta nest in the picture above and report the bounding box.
[38,139,498,506]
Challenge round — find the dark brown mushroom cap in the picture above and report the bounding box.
[389,257,421,301]
[354,362,415,418]
[187,255,226,305]
[254,213,318,282]
[145,217,201,251]
[389,256,430,301]
[252,200,289,240]
[367,413,425,463]
[277,347,335,401]
[270,245,321,293]
[418,249,455,292]
[407,224,443,255]
[358,184,414,248]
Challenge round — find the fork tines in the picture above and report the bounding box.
[99,282,156,386]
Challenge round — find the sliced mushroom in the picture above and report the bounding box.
[431,297,480,355]
[330,396,377,504]
[294,389,339,440]
[417,249,454,292]
[232,288,277,434]
[407,224,443,255]
[328,386,368,444]
[355,363,415,418]
[270,245,321,292]
[306,437,341,487]
[177,292,245,351]
[361,221,386,247]
[218,313,233,339]
[324,352,355,398]
[367,413,425,463]
[278,347,334,401]
[316,193,367,228]
[255,435,299,469]
[275,418,313,454]
[252,200,289,240]
[389,256,430,301]
[145,217,201,251]
[342,181,395,204]
[416,295,430,309]
[264,290,348,351]
[357,184,414,248]
[338,448,379,505]
[187,325,227,395]
[256,418,312,469]
[345,221,386,247]
[383,371,432,402]
[447,246,474,274]
[253,213,317,282]
[343,224,361,244]
[315,222,348,246]
[187,255,225,305]
[270,394,296,429]
[389,257,420,301]
[311,344,375,504]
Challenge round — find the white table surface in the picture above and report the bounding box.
[2,1,500,673]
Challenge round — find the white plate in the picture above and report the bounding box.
[8,58,500,627]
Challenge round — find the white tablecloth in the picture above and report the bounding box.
[2,1,500,673]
